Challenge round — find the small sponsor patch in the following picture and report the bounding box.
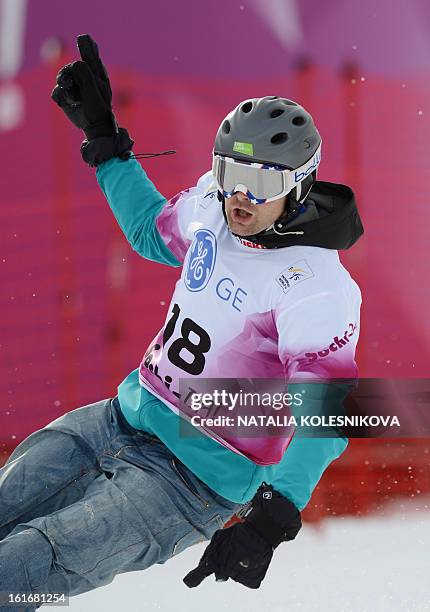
[276,259,314,293]
[235,236,267,249]
[233,141,254,156]
[184,229,217,292]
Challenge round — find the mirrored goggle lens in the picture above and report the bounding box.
[213,157,285,201]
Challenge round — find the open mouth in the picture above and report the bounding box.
[231,207,254,224]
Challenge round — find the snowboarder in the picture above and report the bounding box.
[0,34,363,607]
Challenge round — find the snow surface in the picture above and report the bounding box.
[69,497,430,612]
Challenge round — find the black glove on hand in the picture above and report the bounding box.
[183,482,302,589]
[51,34,134,166]
[51,34,117,139]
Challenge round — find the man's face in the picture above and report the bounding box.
[224,190,287,236]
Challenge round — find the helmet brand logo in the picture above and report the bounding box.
[294,148,321,183]
[233,141,254,156]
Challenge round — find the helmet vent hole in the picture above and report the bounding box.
[271,132,288,145]
[292,115,306,126]
[241,101,253,113]
[283,99,298,106]
[270,108,285,118]
[222,120,231,134]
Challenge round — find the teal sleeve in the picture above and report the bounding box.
[271,434,348,511]
[270,383,351,510]
[96,157,182,267]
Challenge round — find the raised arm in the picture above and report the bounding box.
[96,157,181,267]
[97,158,215,266]
[51,34,216,268]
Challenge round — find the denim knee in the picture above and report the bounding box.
[0,528,53,593]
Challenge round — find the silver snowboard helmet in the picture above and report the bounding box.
[213,96,322,237]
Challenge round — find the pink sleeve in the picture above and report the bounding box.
[275,291,361,380]
[155,171,214,263]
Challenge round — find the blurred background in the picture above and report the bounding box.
[0,1,429,602]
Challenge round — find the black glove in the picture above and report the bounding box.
[183,482,301,589]
[51,34,134,166]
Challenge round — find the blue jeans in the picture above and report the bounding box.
[0,397,241,610]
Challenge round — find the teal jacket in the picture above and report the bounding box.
[96,157,348,511]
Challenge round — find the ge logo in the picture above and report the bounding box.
[263,492,272,499]
[185,229,217,292]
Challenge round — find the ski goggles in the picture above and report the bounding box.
[212,142,322,204]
